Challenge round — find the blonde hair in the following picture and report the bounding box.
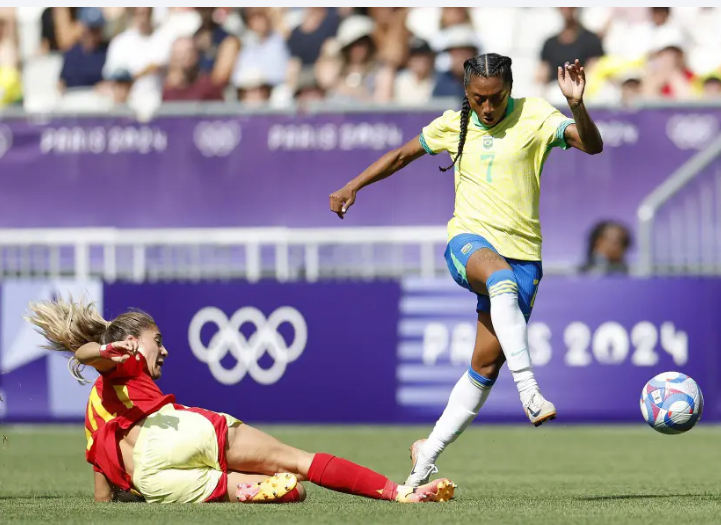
[25,296,157,384]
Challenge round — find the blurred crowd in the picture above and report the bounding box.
[0,7,720,116]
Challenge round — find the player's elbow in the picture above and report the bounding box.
[585,142,604,155]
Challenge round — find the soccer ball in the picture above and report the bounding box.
[640,371,703,434]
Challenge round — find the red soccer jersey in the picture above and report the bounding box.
[84,353,175,491]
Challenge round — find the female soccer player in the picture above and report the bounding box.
[329,54,603,487]
[26,298,455,504]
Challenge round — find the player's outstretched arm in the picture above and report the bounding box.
[329,136,426,219]
[557,59,604,155]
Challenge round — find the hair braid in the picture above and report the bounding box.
[440,96,471,172]
[439,53,513,173]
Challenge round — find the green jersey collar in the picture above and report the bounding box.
[471,97,515,130]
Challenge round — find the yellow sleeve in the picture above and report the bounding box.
[419,110,456,156]
[537,101,575,151]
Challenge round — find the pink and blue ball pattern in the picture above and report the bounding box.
[640,372,703,435]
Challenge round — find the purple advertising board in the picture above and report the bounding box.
[397,276,720,424]
[2,277,718,425]
[0,108,720,267]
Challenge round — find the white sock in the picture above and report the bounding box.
[421,369,493,463]
[489,291,539,405]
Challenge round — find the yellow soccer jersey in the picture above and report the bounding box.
[419,97,574,261]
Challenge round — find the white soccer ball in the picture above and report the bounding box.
[640,371,703,434]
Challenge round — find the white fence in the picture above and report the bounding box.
[0,227,457,282]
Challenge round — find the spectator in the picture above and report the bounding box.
[432,25,479,99]
[313,40,343,94]
[151,7,201,66]
[59,8,108,90]
[702,75,721,99]
[162,37,223,101]
[194,7,240,86]
[683,8,721,78]
[368,7,409,68]
[537,7,604,86]
[327,15,394,102]
[235,68,273,105]
[286,8,340,92]
[611,8,689,61]
[287,8,340,67]
[579,221,632,275]
[394,37,435,105]
[432,8,479,74]
[232,8,288,89]
[650,7,672,30]
[294,67,326,105]
[103,7,162,108]
[619,70,644,106]
[643,38,696,99]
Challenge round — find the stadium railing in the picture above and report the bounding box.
[0,226,455,282]
[637,135,721,276]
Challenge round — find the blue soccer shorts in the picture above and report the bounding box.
[444,233,543,321]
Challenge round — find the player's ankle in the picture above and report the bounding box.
[519,385,541,406]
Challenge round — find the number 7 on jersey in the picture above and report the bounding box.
[481,154,495,183]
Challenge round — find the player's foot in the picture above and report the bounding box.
[404,439,438,487]
[395,478,456,503]
[236,473,304,503]
[525,392,556,427]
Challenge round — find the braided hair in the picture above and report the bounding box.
[440,53,514,172]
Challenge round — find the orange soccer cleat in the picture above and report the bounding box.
[236,473,304,504]
[395,478,457,503]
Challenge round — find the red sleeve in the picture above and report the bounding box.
[100,354,146,380]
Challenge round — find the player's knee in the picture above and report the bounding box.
[486,269,518,299]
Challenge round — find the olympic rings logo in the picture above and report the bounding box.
[188,306,307,385]
[193,120,241,157]
[666,114,719,151]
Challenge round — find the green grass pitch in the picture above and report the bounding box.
[2,424,721,525]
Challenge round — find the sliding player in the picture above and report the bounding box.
[26,298,455,504]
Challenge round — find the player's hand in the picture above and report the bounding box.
[558,59,586,106]
[99,340,139,363]
[329,185,357,219]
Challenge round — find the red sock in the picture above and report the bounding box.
[307,453,399,501]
